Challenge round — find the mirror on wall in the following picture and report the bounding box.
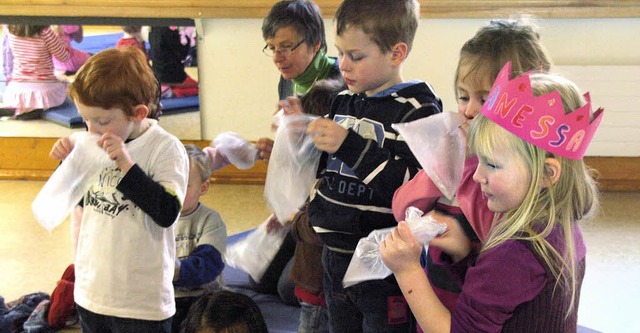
[0,16,201,141]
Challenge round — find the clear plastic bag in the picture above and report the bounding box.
[264,113,321,224]
[212,132,259,170]
[342,207,447,287]
[392,112,466,199]
[224,217,290,282]
[32,132,111,232]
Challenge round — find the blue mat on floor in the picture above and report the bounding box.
[224,230,300,333]
[42,95,200,128]
[71,32,150,54]
[223,230,601,333]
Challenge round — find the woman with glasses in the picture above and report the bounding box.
[252,1,343,332]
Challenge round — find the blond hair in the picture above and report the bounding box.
[455,16,552,99]
[468,73,599,316]
[184,144,213,183]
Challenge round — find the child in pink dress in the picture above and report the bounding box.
[3,24,70,119]
[51,25,91,75]
[116,26,148,58]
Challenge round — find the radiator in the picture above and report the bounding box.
[552,66,640,157]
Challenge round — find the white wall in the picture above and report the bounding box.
[197,17,640,156]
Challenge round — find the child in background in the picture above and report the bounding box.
[392,17,553,314]
[304,0,442,331]
[148,26,198,98]
[172,144,227,333]
[2,24,12,83]
[180,290,268,333]
[381,66,602,332]
[49,46,188,332]
[3,24,69,119]
[286,78,345,333]
[116,26,148,57]
[51,25,91,76]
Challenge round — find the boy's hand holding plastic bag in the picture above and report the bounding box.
[342,207,447,287]
[33,132,112,232]
[264,113,321,224]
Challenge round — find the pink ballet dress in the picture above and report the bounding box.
[4,26,70,116]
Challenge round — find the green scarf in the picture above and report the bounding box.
[292,51,336,96]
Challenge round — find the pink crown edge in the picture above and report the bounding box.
[480,62,605,160]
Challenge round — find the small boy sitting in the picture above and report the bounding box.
[172,144,228,333]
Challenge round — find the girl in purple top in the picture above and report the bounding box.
[380,70,601,332]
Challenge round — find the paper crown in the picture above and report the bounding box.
[480,62,604,160]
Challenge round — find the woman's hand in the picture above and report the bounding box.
[255,137,274,161]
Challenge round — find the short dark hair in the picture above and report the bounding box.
[262,0,327,53]
[180,290,268,333]
[300,78,346,117]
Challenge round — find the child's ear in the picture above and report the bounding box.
[199,180,210,196]
[542,157,562,188]
[132,104,150,121]
[390,42,408,66]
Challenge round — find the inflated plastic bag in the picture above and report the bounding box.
[392,112,466,199]
[264,113,321,224]
[342,207,447,287]
[224,217,290,282]
[32,132,111,232]
[212,132,259,170]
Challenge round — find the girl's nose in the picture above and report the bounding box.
[472,166,486,184]
[464,99,482,119]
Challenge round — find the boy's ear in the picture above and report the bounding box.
[542,157,562,188]
[390,42,408,66]
[132,104,150,121]
[200,180,210,195]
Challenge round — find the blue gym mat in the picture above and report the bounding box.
[72,32,150,54]
[43,95,200,128]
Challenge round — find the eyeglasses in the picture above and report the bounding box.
[262,39,305,57]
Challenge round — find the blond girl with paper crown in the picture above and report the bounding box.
[380,63,603,332]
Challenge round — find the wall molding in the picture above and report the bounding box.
[1,137,638,192]
[0,1,638,19]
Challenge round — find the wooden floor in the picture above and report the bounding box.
[0,180,270,303]
[0,179,639,332]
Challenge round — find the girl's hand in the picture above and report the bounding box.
[380,221,424,275]
[50,25,63,35]
[49,136,74,160]
[306,118,347,154]
[97,132,134,173]
[426,210,472,262]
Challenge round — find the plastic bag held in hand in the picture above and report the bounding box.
[264,113,321,224]
[392,112,466,199]
[342,207,447,288]
[32,132,112,232]
[224,217,290,282]
[212,132,259,170]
